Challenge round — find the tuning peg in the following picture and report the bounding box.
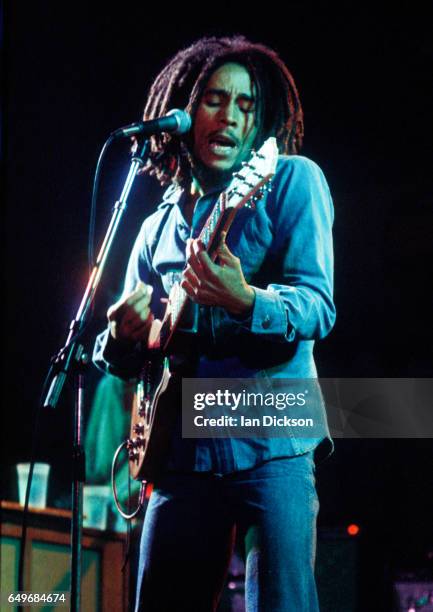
[135,436,146,448]
[133,423,145,435]
[128,449,139,461]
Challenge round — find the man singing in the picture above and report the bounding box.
[94,35,335,612]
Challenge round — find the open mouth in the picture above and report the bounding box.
[208,133,238,155]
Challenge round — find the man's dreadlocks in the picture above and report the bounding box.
[140,35,304,186]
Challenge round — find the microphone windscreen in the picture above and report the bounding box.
[167,109,192,134]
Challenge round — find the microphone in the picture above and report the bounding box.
[112,109,191,138]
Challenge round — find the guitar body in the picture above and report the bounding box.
[128,355,179,481]
[127,295,199,481]
[125,137,279,482]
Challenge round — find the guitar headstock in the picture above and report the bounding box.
[226,137,278,211]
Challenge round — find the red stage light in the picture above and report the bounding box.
[347,523,360,536]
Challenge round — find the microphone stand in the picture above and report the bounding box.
[42,138,150,611]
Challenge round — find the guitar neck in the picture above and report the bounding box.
[197,191,230,254]
[168,192,235,328]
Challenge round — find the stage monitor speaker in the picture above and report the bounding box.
[393,575,433,611]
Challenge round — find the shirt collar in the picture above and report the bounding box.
[157,183,184,208]
[157,177,232,210]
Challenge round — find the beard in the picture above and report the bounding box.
[190,156,243,194]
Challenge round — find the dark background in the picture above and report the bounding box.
[3,3,433,609]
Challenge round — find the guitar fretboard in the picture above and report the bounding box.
[198,194,225,249]
[169,192,227,327]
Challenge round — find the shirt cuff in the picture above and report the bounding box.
[96,329,143,379]
[223,305,254,329]
[103,331,136,361]
[250,286,295,340]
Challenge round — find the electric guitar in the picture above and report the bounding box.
[126,137,278,481]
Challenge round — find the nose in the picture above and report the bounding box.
[219,99,238,126]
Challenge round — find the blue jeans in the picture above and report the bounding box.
[135,453,320,612]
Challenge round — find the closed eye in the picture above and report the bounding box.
[202,90,255,114]
[238,96,255,113]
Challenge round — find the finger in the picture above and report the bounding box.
[216,249,237,267]
[186,239,205,277]
[217,232,234,258]
[181,277,197,301]
[183,264,220,295]
[182,266,200,290]
[196,246,216,267]
[107,303,119,322]
[181,278,216,305]
[109,315,150,342]
[217,238,239,267]
[109,295,151,327]
[126,282,152,307]
[122,304,152,328]
[192,240,221,282]
[107,283,152,321]
[198,252,222,284]
[130,292,153,313]
[185,238,193,260]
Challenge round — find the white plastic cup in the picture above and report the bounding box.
[83,485,111,530]
[16,463,51,509]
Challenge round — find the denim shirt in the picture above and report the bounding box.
[93,155,336,473]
